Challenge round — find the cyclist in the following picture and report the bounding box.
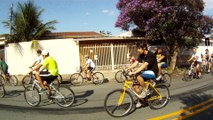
[126,43,158,108]
[187,47,202,78]
[128,54,136,64]
[30,49,43,70]
[29,50,58,95]
[155,48,168,79]
[0,58,8,80]
[202,49,211,73]
[83,55,95,80]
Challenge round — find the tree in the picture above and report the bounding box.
[99,30,112,36]
[2,0,57,50]
[115,0,213,72]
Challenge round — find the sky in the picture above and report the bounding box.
[0,0,213,36]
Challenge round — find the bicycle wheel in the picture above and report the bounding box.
[53,85,75,108]
[115,70,125,83]
[70,73,84,86]
[22,75,33,89]
[92,72,104,85]
[161,73,172,87]
[104,89,134,117]
[182,70,193,81]
[0,76,5,98]
[148,84,170,109]
[24,86,41,107]
[9,75,18,86]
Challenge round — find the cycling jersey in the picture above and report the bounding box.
[42,56,58,76]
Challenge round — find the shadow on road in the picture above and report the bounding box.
[4,90,23,98]
[177,90,213,119]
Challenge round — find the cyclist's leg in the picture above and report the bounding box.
[196,62,201,78]
[136,73,147,91]
[157,63,161,76]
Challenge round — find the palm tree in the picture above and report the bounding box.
[2,0,57,50]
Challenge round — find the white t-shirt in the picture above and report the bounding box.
[192,52,202,62]
[36,55,43,64]
[86,59,95,68]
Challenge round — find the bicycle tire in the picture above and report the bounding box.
[70,73,84,86]
[92,72,104,85]
[24,86,41,107]
[161,73,172,87]
[148,84,170,110]
[0,76,5,98]
[104,89,134,117]
[182,70,193,81]
[53,85,75,108]
[9,75,18,86]
[115,70,125,83]
[22,75,33,89]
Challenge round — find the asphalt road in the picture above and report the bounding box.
[0,72,213,120]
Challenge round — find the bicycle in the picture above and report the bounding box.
[182,64,202,81]
[70,66,104,86]
[160,67,172,87]
[1,73,18,86]
[104,71,170,117]
[0,75,6,98]
[24,73,75,107]
[22,73,61,89]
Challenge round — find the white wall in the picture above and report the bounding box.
[5,39,80,75]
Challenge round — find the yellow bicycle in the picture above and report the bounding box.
[104,71,170,117]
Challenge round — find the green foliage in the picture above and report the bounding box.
[2,0,57,43]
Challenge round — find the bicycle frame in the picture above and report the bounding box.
[118,79,163,105]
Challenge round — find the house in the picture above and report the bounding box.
[4,31,145,75]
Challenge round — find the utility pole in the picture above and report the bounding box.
[9,3,13,41]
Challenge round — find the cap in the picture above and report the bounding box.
[193,46,198,49]
[42,50,49,56]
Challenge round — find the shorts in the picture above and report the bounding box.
[141,70,156,80]
[88,67,95,72]
[40,71,58,84]
[193,61,201,67]
[160,62,168,68]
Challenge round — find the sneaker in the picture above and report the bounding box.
[138,90,148,98]
[136,101,142,108]
[156,75,162,81]
[39,88,47,94]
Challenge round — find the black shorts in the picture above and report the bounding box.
[88,67,95,72]
[40,71,58,84]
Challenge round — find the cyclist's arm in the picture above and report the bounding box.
[133,62,148,74]
[30,63,42,73]
[157,55,165,63]
[127,61,139,71]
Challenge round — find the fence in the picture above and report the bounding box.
[79,42,137,70]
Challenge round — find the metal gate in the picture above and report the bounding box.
[79,42,137,70]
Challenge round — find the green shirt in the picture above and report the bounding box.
[0,60,8,72]
[42,56,58,76]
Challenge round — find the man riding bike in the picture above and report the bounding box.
[155,47,168,79]
[187,47,202,78]
[126,43,159,108]
[202,49,211,73]
[29,50,58,95]
[0,58,9,80]
[83,55,95,80]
